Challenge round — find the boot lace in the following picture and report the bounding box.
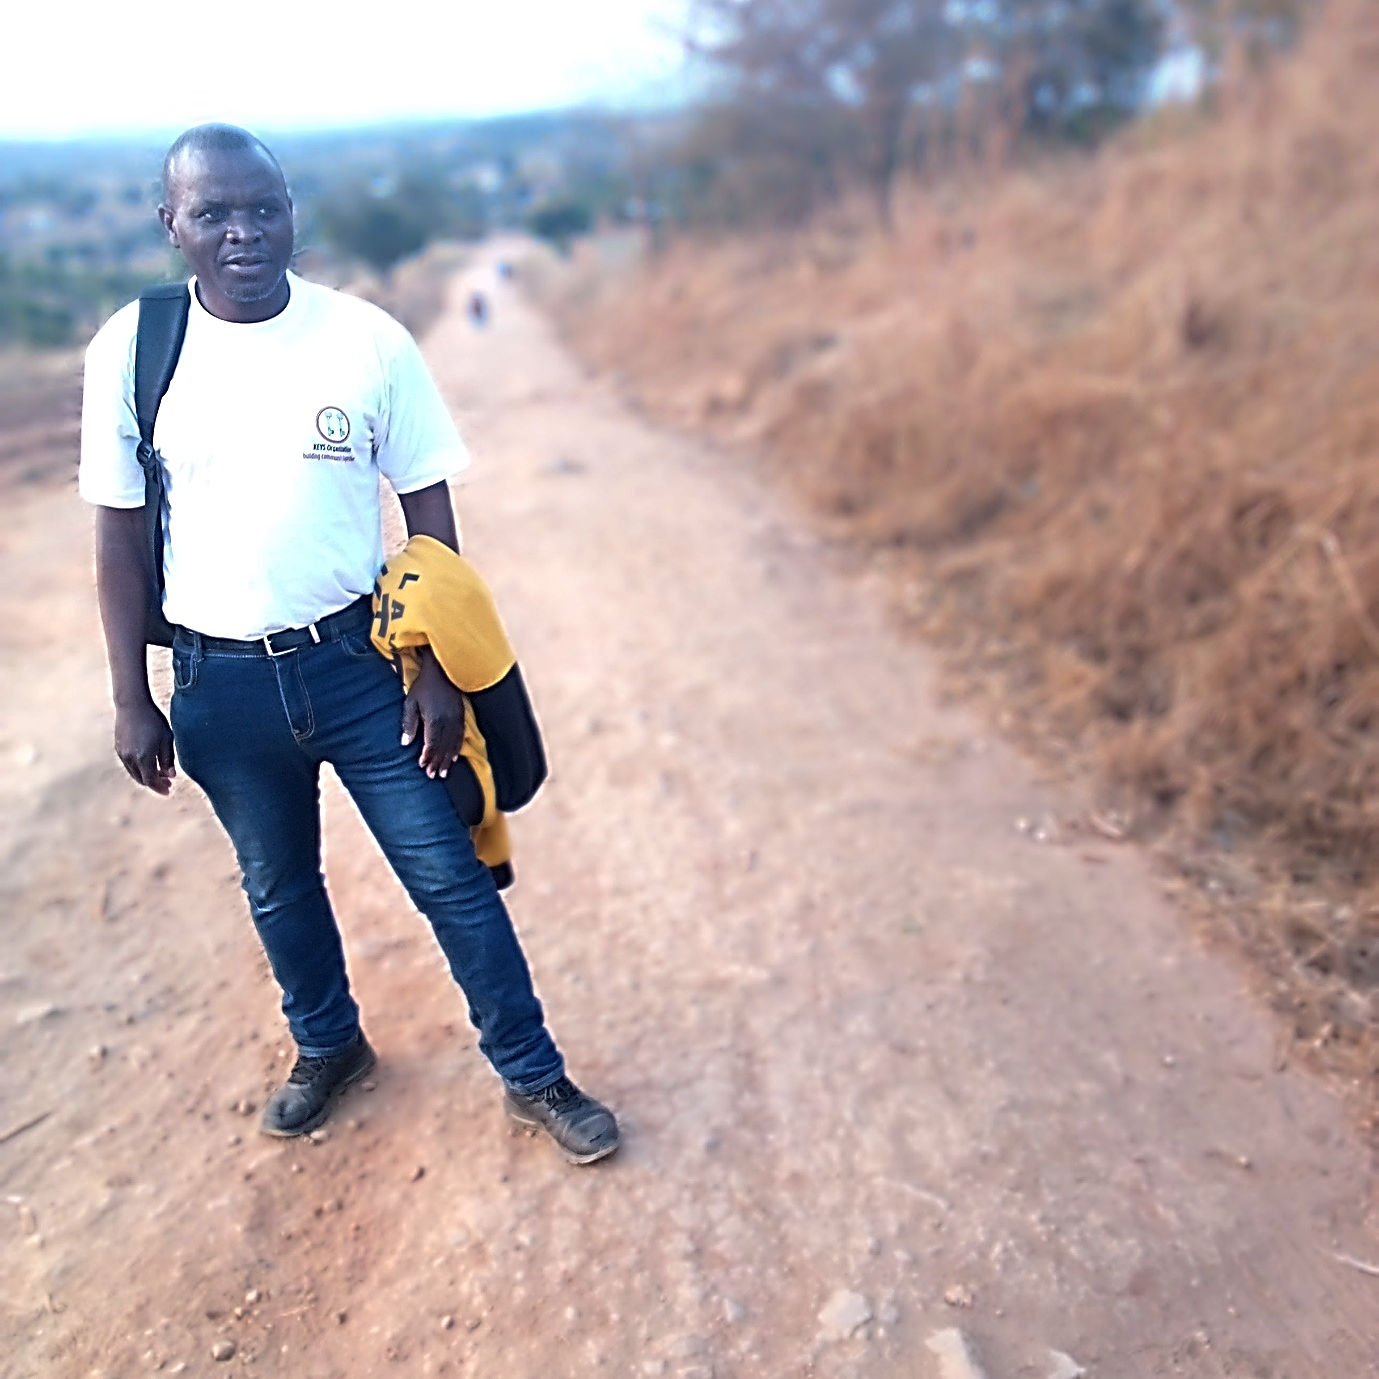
[287,1054,331,1086]
[538,1076,582,1107]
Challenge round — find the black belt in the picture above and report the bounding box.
[178,596,374,657]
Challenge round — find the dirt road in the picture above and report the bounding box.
[2,253,1376,1379]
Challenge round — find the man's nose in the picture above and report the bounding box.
[224,211,263,241]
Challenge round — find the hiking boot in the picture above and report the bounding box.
[504,1076,619,1164]
[260,1033,376,1138]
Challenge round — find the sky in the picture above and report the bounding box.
[4,0,689,141]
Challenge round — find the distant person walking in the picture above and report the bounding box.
[79,124,618,1164]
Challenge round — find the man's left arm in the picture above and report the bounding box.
[396,481,464,778]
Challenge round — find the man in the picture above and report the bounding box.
[79,124,618,1165]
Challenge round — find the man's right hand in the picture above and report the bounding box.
[96,506,176,797]
[114,698,177,795]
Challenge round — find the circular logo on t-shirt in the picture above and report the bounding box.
[316,407,351,443]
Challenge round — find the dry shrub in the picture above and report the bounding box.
[302,240,471,342]
[550,0,1379,1119]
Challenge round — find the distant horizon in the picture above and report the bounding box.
[0,98,687,151]
[6,0,687,142]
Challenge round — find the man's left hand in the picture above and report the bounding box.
[401,650,464,778]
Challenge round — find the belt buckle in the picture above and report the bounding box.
[262,623,322,657]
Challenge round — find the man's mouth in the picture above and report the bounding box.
[223,255,269,269]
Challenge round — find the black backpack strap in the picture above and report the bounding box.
[134,284,190,647]
[135,283,190,456]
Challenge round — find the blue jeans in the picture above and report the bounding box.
[168,609,564,1095]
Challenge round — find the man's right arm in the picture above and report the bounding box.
[95,506,175,795]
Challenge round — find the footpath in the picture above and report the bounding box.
[0,250,1375,1378]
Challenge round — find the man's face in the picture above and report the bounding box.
[158,146,294,322]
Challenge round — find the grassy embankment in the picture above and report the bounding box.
[543,0,1379,1121]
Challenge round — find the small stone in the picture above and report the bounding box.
[289,1163,302,1174]
[818,1290,872,1340]
[210,1340,236,1362]
[336,1311,348,1325]
[227,1135,241,1147]
[234,1099,256,1117]
[943,1283,974,1309]
[722,1298,746,1324]
[441,1315,454,1331]
[926,1328,988,1379]
[90,1044,108,1064]
[16,1002,62,1026]
[360,1080,377,1093]
[410,1165,426,1182]
[245,1290,259,1305]
[1046,1351,1086,1379]
[465,1318,481,1332]
[308,1129,328,1144]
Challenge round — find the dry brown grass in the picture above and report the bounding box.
[547,0,1379,1123]
[0,348,82,490]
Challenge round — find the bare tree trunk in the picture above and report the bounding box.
[868,96,905,233]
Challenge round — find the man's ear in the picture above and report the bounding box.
[157,204,179,249]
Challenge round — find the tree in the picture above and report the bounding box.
[679,0,1167,226]
[985,0,1165,140]
[1179,0,1311,65]
[526,199,594,254]
[687,0,960,227]
[315,188,429,278]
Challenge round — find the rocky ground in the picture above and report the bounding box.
[0,251,1376,1379]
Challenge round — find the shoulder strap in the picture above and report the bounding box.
[134,283,190,459]
[133,284,189,648]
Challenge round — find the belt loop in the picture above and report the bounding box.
[192,629,203,655]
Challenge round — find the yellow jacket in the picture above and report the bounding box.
[372,535,547,886]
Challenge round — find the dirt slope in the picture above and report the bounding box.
[1,255,1376,1379]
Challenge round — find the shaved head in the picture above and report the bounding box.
[157,124,295,322]
[161,123,286,206]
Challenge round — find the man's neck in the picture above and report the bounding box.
[195,276,291,324]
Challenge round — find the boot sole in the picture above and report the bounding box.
[504,1103,620,1165]
[259,1045,377,1139]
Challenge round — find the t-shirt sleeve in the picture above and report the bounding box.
[374,324,470,495]
[78,304,144,509]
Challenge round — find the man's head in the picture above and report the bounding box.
[158,124,294,323]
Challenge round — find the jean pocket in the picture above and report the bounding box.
[339,630,381,660]
[172,644,200,691]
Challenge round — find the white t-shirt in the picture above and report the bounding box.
[79,273,468,639]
